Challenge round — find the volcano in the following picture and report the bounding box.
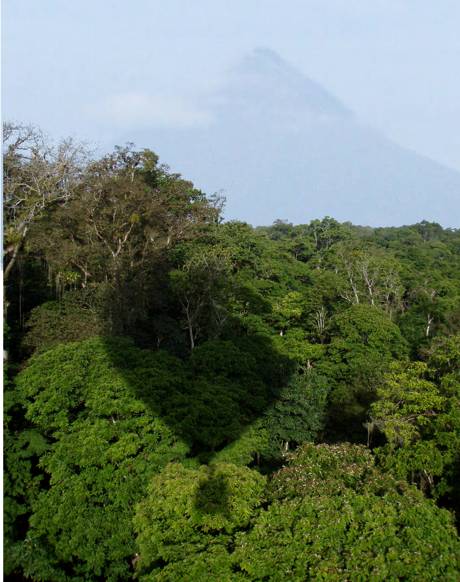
[126,48,460,227]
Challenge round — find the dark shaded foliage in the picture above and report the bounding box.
[3,131,460,580]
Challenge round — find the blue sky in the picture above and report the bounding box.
[3,0,460,172]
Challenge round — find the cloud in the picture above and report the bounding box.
[88,92,213,129]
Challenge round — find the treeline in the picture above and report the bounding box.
[3,124,460,580]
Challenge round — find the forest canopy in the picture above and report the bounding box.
[3,124,460,581]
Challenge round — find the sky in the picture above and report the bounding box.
[3,1,460,205]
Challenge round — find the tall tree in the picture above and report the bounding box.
[28,145,222,336]
[3,123,86,282]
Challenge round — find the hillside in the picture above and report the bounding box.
[128,49,460,227]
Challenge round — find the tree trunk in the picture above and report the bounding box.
[426,314,433,337]
[185,307,195,350]
[4,225,28,282]
[4,241,22,282]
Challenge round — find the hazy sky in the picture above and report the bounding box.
[3,0,460,172]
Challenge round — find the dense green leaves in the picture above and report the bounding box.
[14,339,190,580]
[134,445,460,581]
[371,356,460,498]
[134,463,266,581]
[235,487,459,581]
[4,133,460,580]
[237,444,460,581]
[320,304,407,439]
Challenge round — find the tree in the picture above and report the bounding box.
[22,289,106,354]
[3,385,49,577]
[5,124,460,580]
[235,444,460,581]
[133,445,460,581]
[134,463,266,581]
[28,145,222,337]
[329,242,403,315]
[370,362,445,447]
[12,338,190,581]
[370,357,460,497]
[270,290,306,336]
[170,246,232,349]
[320,304,407,440]
[428,333,460,392]
[3,123,86,282]
[261,370,329,457]
[307,216,349,254]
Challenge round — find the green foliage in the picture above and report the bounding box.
[23,290,106,354]
[261,371,329,458]
[428,333,460,393]
[3,123,86,281]
[273,329,326,367]
[235,487,460,581]
[14,338,190,581]
[326,241,404,313]
[4,130,460,580]
[321,304,407,439]
[3,388,49,576]
[134,445,460,581]
[211,371,329,467]
[236,444,460,581]
[371,357,460,497]
[170,246,233,349]
[211,421,271,467]
[371,362,445,446]
[26,144,221,339]
[134,463,266,581]
[268,443,382,499]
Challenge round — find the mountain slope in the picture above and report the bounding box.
[126,49,460,227]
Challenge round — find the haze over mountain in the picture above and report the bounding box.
[125,48,460,227]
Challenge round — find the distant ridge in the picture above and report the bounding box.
[124,49,460,228]
[215,47,353,122]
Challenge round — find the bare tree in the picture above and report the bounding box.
[332,243,403,315]
[313,306,328,342]
[3,122,87,280]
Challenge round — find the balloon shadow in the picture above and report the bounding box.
[103,328,294,516]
